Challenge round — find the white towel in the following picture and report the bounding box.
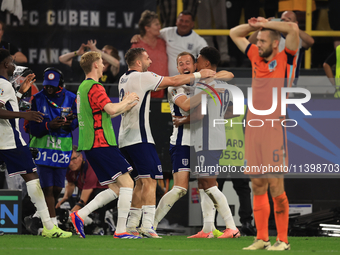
[1,0,23,20]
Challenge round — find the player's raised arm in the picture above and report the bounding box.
[156,68,216,91]
[214,70,234,81]
[230,22,258,54]
[259,19,299,51]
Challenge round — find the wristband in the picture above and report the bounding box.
[16,91,23,99]
[74,51,77,56]
[193,72,201,80]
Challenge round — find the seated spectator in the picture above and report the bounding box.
[0,20,27,63]
[56,145,108,212]
[55,145,114,234]
[59,40,120,95]
[131,10,168,98]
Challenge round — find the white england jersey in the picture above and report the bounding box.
[191,80,232,152]
[0,78,26,150]
[279,35,303,84]
[118,70,164,148]
[160,27,208,76]
[168,85,193,146]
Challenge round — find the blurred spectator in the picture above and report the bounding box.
[55,145,114,234]
[197,0,230,66]
[132,11,207,76]
[0,20,27,63]
[158,0,199,28]
[56,146,107,212]
[323,44,340,98]
[160,11,207,76]
[131,10,168,98]
[59,40,120,95]
[278,0,316,30]
[226,0,260,67]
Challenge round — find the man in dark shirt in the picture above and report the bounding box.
[58,40,120,95]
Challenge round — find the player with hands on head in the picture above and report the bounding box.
[248,12,314,86]
[230,16,299,250]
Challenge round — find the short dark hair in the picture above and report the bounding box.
[261,28,280,41]
[0,48,10,64]
[72,145,82,156]
[177,52,195,65]
[103,45,120,61]
[125,48,146,67]
[139,10,159,37]
[199,46,220,67]
[179,10,194,21]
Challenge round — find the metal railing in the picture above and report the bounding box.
[177,0,340,69]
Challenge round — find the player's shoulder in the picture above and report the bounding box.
[0,77,11,87]
[143,71,162,79]
[160,27,175,34]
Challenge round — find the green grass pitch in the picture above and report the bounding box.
[1,235,340,255]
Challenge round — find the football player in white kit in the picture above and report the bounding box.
[153,52,234,239]
[172,47,240,238]
[118,47,216,238]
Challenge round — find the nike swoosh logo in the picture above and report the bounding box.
[233,231,240,237]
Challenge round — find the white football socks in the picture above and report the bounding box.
[115,187,133,234]
[77,188,118,220]
[199,189,216,233]
[51,217,58,226]
[141,205,155,229]
[26,179,54,230]
[154,186,187,229]
[126,207,142,228]
[205,186,237,230]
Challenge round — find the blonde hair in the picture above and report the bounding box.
[80,51,101,74]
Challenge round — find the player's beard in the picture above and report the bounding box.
[259,46,273,58]
[141,62,149,72]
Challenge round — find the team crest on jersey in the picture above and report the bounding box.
[171,89,177,96]
[268,60,277,72]
[187,43,193,50]
[151,72,158,77]
[0,88,4,96]
[158,165,162,172]
[182,158,189,166]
